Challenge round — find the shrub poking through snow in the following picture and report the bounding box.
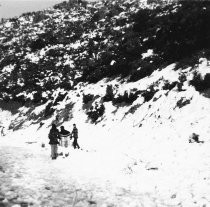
[141,86,157,102]
[189,133,204,143]
[190,72,210,92]
[176,97,191,108]
[44,102,55,117]
[176,73,187,91]
[33,91,42,104]
[83,93,94,105]
[103,85,114,102]
[162,80,178,91]
[129,61,156,82]
[53,92,68,106]
[123,103,142,119]
[0,100,22,114]
[86,102,105,123]
[113,90,140,105]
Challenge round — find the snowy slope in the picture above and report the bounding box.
[1,1,210,206]
[1,58,210,206]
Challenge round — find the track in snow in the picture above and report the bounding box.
[0,145,156,207]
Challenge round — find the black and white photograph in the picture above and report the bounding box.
[0,0,210,206]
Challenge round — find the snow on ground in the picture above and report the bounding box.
[1,63,210,206]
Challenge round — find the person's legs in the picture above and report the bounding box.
[75,139,80,149]
[51,144,57,159]
[64,138,69,156]
[51,145,55,159]
[73,140,76,149]
[76,142,80,149]
[55,145,58,158]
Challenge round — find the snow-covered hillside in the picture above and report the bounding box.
[1,0,210,206]
[1,57,210,206]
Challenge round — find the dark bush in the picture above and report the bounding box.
[83,93,94,104]
[103,85,114,102]
[33,91,42,104]
[59,81,72,90]
[174,56,199,71]
[30,38,46,51]
[113,90,140,105]
[129,62,156,82]
[190,72,210,92]
[142,86,157,102]
[12,94,26,106]
[44,102,55,117]
[176,97,191,108]
[189,133,204,143]
[0,100,22,114]
[53,92,67,106]
[33,11,48,23]
[162,81,178,91]
[86,103,105,123]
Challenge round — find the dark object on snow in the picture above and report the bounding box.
[146,167,158,171]
[37,122,44,130]
[0,166,5,173]
[26,141,37,144]
[48,124,60,159]
[60,126,70,136]
[60,126,70,148]
[49,124,60,145]
[189,133,204,143]
[39,122,44,127]
[0,126,5,136]
[88,200,97,205]
[71,124,80,149]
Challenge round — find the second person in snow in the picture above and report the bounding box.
[71,124,80,149]
[59,126,71,157]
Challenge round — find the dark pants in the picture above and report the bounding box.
[73,139,80,149]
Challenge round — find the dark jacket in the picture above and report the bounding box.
[72,127,78,139]
[48,128,60,145]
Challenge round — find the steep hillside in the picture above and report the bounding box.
[1,1,210,206]
[1,0,210,104]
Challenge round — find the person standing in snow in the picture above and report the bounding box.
[59,126,71,157]
[1,126,5,136]
[48,124,60,160]
[71,124,80,149]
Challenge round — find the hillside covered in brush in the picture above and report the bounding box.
[1,1,210,206]
[1,0,210,105]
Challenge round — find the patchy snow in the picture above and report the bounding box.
[0,62,210,206]
[142,49,154,59]
[25,53,40,63]
[2,64,15,73]
[198,58,210,78]
[4,21,13,28]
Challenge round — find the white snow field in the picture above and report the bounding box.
[1,59,210,207]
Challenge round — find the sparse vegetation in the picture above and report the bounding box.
[176,97,191,108]
[103,85,114,102]
[190,72,210,92]
[86,102,105,123]
[142,86,157,102]
[113,90,140,105]
[44,102,55,117]
[1,0,210,105]
[162,80,178,91]
[83,93,94,105]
